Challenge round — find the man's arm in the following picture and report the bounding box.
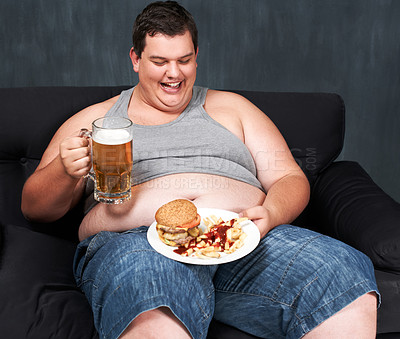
[241,170,310,238]
[21,101,112,222]
[210,91,310,238]
[240,94,310,237]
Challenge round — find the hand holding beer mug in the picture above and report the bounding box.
[80,117,133,204]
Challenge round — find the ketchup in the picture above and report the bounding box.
[174,246,191,255]
[173,219,236,256]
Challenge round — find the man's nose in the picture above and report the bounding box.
[166,62,180,78]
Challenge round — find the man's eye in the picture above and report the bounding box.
[153,61,166,66]
[179,59,190,64]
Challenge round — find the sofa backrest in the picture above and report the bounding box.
[0,86,344,239]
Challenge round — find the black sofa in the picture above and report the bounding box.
[1,86,399,339]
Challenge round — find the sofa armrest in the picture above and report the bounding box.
[311,161,400,272]
[0,223,98,338]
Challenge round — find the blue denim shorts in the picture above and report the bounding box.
[73,224,379,339]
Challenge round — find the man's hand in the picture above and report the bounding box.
[239,206,272,239]
[59,133,92,178]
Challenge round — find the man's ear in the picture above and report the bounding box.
[130,48,140,73]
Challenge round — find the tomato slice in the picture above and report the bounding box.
[179,214,201,229]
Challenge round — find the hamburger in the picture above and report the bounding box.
[155,199,201,246]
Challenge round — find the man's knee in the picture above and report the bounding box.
[120,307,191,339]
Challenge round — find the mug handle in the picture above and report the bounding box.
[79,128,92,139]
[79,128,95,181]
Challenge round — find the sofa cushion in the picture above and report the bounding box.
[311,161,400,272]
[0,224,98,338]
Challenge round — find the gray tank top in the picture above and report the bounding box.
[105,86,262,190]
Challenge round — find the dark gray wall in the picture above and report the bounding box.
[1,0,399,201]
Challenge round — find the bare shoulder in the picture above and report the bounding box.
[205,89,267,121]
[205,89,253,110]
[61,95,119,131]
[39,95,119,166]
[204,89,276,135]
[203,90,255,141]
[206,90,291,152]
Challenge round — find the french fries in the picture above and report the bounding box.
[173,215,248,259]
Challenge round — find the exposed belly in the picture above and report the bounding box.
[79,173,265,241]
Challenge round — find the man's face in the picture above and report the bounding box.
[131,30,198,113]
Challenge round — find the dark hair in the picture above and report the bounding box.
[132,1,198,58]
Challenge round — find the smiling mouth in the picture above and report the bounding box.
[161,82,182,90]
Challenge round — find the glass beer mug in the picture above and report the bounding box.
[80,117,133,204]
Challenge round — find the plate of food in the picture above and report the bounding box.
[147,199,260,265]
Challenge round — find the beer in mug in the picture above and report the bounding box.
[87,117,133,204]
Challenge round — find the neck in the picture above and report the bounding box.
[127,85,190,125]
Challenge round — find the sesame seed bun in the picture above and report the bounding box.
[155,199,198,227]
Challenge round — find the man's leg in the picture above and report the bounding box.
[212,225,380,339]
[303,292,377,339]
[74,227,218,339]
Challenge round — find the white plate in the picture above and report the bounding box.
[147,208,260,265]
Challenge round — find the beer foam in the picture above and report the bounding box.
[93,129,132,145]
